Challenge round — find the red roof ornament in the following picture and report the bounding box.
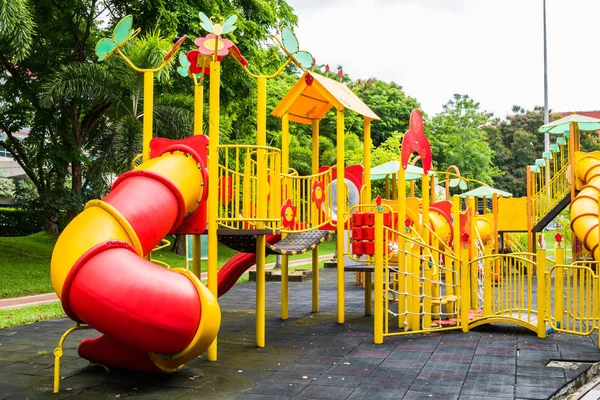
[401,109,432,174]
[461,232,470,244]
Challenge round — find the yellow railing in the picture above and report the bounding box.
[505,233,527,253]
[547,257,599,337]
[280,168,334,233]
[379,224,462,336]
[531,161,570,225]
[216,145,281,230]
[469,252,538,328]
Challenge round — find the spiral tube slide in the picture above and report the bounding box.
[571,153,600,260]
[50,150,220,373]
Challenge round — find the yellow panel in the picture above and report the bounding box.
[51,205,134,297]
[497,197,528,231]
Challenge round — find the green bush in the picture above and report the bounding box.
[0,208,45,236]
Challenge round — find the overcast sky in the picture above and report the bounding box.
[286,0,600,119]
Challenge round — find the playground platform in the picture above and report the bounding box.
[1,269,600,399]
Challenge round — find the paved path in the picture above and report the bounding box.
[0,254,333,311]
[1,269,600,399]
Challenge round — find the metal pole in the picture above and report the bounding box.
[543,0,550,151]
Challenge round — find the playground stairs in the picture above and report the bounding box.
[531,190,571,233]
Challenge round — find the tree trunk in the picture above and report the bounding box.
[44,215,60,239]
[171,234,186,256]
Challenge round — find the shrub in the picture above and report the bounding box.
[0,208,45,236]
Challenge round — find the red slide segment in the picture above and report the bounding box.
[217,234,281,297]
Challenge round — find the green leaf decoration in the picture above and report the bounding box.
[459,179,468,190]
[280,28,314,70]
[449,178,459,188]
[95,15,139,61]
[199,12,214,33]
[113,15,134,44]
[282,28,299,53]
[220,15,237,35]
[294,51,313,69]
[95,38,117,61]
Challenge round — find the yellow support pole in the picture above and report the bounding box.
[468,198,478,309]
[555,245,564,329]
[409,244,420,330]
[336,108,345,324]
[311,119,319,313]
[374,208,384,344]
[363,118,372,202]
[280,112,290,320]
[397,167,406,328]
[256,76,267,346]
[192,84,204,278]
[422,175,430,246]
[423,261,432,329]
[461,242,470,332]
[207,61,220,361]
[451,196,460,296]
[537,248,547,338]
[142,71,154,162]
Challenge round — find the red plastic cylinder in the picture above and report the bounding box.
[103,175,179,254]
[69,247,200,354]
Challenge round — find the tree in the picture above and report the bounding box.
[0,0,36,61]
[0,171,15,199]
[427,94,501,185]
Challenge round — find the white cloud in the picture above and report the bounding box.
[287,0,600,119]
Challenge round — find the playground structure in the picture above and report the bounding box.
[47,12,600,393]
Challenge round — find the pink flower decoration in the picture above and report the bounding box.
[194,34,234,57]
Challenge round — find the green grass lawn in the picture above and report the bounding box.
[0,232,57,298]
[0,301,65,329]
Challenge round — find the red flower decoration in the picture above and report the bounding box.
[195,34,234,57]
[186,50,213,75]
[311,181,325,209]
[280,199,297,229]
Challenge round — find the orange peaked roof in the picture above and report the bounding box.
[272,71,379,124]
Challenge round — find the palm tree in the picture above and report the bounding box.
[0,0,36,61]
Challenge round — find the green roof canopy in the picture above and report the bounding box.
[370,160,433,182]
[458,185,512,198]
[539,113,600,134]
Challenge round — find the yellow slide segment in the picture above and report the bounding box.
[571,152,600,260]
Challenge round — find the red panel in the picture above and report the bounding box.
[69,247,201,354]
[352,213,364,227]
[362,241,375,255]
[363,213,375,227]
[351,227,364,240]
[352,242,366,256]
[362,227,375,241]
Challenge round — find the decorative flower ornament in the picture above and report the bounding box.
[311,181,325,209]
[281,199,297,229]
[195,34,234,57]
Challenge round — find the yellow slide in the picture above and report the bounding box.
[571,152,600,260]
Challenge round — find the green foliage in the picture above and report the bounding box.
[427,94,501,185]
[0,171,16,199]
[0,208,50,236]
[0,0,36,61]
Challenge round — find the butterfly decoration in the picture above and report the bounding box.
[279,28,314,70]
[199,12,238,36]
[177,53,192,77]
[448,178,468,191]
[95,15,141,62]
